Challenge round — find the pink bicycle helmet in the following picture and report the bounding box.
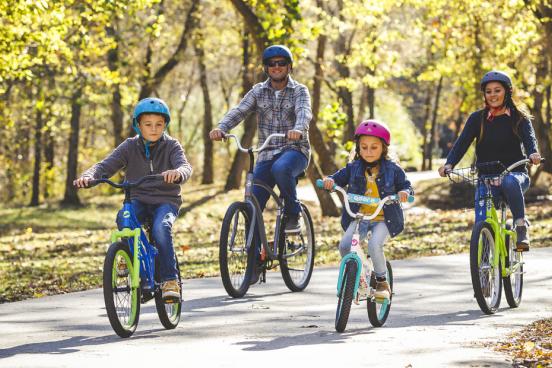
[354,120,391,145]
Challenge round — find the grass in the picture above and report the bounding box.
[0,179,551,303]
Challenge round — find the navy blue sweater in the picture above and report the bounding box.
[446,110,538,174]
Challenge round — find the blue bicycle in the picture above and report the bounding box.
[317,179,414,331]
[85,175,182,337]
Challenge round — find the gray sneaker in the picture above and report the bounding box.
[285,213,302,234]
[515,225,530,252]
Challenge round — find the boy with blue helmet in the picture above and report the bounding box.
[75,97,193,301]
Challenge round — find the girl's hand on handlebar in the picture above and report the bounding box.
[398,191,409,202]
[73,176,91,188]
[162,170,182,183]
[529,153,542,165]
[287,130,302,141]
[438,164,452,177]
[322,177,335,190]
[209,128,225,141]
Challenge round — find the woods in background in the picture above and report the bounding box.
[1,0,551,210]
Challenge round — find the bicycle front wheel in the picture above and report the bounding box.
[367,260,393,327]
[279,204,315,292]
[470,222,502,314]
[103,241,141,338]
[155,256,182,329]
[219,202,255,298]
[335,260,357,332]
[503,228,523,308]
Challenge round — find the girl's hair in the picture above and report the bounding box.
[478,82,532,143]
[353,137,390,161]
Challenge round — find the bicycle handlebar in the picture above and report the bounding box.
[223,133,287,153]
[446,157,546,179]
[315,179,414,220]
[86,174,165,189]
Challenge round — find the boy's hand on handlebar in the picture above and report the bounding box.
[438,164,452,177]
[287,130,302,141]
[209,128,225,141]
[162,170,182,183]
[398,191,409,202]
[73,176,91,188]
[529,153,542,165]
[322,177,335,190]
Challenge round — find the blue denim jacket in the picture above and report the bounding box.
[329,158,413,237]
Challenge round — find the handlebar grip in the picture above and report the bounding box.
[407,195,415,203]
[316,178,336,190]
[87,179,100,188]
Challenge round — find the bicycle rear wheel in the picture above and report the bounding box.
[503,227,523,308]
[103,241,141,338]
[335,260,357,332]
[367,260,393,327]
[155,256,182,329]
[470,222,502,314]
[279,204,315,292]
[219,202,255,298]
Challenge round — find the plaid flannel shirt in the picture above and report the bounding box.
[218,76,312,162]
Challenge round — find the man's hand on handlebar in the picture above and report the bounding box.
[162,170,182,184]
[209,128,225,141]
[73,176,91,188]
[287,130,302,141]
[529,153,542,165]
[322,177,335,190]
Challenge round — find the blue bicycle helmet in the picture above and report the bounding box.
[480,70,512,91]
[132,97,171,134]
[262,45,293,65]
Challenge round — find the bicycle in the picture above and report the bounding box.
[83,175,182,337]
[316,179,414,331]
[446,158,544,314]
[218,133,315,298]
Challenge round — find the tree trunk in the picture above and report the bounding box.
[308,14,340,216]
[107,26,124,146]
[427,76,443,170]
[532,53,552,174]
[43,127,54,199]
[195,30,214,184]
[421,87,432,171]
[138,0,200,100]
[62,88,83,206]
[224,32,257,190]
[30,105,43,206]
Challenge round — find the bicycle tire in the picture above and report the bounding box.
[367,260,393,327]
[503,227,523,308]
[279,204,315,292]
[219,202,256,298]
[470,221,502,314]
[103,241,141,338]
[155,255,182,329]
[335,260,357,332]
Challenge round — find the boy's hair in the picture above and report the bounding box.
[137,112,167,124]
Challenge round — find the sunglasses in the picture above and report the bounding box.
[266,60,289,67]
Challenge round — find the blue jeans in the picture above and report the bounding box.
[475,172,530,223]
[339,220,390,278]
[252,149,308,216]
[118,200,179,282]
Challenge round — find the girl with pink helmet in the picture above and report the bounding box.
[322,119,413,300]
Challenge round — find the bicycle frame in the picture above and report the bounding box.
[225,133,288,263]
[477,180,520,278]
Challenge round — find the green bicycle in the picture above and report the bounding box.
[446,158,541,314]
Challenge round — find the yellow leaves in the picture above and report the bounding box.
[523,341,536,352]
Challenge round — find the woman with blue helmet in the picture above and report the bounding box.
[438,71,542,251]
[74,97,193,300]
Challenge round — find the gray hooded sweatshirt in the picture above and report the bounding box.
[81,134,192,209]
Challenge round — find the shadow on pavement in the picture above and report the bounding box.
[235,327,374,351]
[0,330,163,359]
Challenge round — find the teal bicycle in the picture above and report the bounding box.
[316,179,414,331]
[446,158,543,314]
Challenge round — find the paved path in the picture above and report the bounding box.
[1,248,551,367]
